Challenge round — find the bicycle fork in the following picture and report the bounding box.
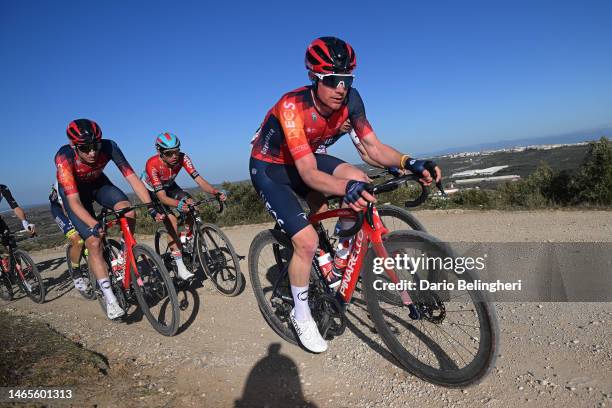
[369,232,422,320]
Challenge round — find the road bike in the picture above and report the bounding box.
[0,229,45,303]
[88,204,180,336]
[249,174,499,387]
[154,196,244,296]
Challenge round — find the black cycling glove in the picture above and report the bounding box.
[344,180,370,205]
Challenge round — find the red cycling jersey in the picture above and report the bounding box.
[250,86,374,165]
[54,140,135,196]
[141,153,200,192]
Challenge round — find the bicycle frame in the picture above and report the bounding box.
[104,216,141,290]
[1,233,28,284]
[308,205,413,306]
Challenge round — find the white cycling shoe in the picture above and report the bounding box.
[290,309,328,353]
[74,277,90,292]
[106,301,125,320]
[176,260,194,280]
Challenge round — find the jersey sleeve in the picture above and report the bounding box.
[347,88,374,140]
[181,154,200,179]
[55,150,78,196]
[145,158,164,192]
[0,185,19,209]
[108,140,135,177]
[277,97,312,162]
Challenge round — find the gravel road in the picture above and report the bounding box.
[2,209,611,407]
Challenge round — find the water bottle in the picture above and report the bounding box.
[316,249,335,281]
[1,256,9,273]
[333,239,352,272]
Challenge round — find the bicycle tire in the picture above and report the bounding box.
[0,272,13,301]
[378,204,426,233]
[130,243,180,336]
[248,229,299,345]
[14,249,45,303]
[195,223,243,296]
[66,243,95,300]
[362,230,499,387]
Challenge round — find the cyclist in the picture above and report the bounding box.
[55,119,164,320]
[141,132,226,280]
[249,37,441,353]
[1,184,36,271]
[49,182,89,294]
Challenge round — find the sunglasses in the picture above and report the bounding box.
[313,73,354,89]
[161,149,180,157]
[76,142,102,153]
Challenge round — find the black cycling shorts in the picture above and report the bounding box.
[249,154,345,237]
[148,182,192,215]
[58,174,129,240]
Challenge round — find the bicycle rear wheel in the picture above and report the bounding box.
[66,244,95,300]
[248,229,299,345]
[195,223,243,296]
[14,250,45,303]
[130,243,180,336]
[363,230,499,387]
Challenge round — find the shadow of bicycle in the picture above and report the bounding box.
[37,256,74,303]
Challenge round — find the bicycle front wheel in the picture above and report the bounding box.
[195,223,243,296]
[130,244,180,336]
[0,271,13,301]
[378,204,426,233]
[363,230,499,387]
[14,250,45,303]
[66,244,95,300]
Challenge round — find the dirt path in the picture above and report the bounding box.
[2,210,611,407]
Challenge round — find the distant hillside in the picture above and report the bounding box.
[418,128,611,157]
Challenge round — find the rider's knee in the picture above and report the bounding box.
[124,210,136,219]
[69,233,82,245]
[85,237,102,251]
[292,228,319,258]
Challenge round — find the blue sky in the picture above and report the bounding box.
[1,0,611,206]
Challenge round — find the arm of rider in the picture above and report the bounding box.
[66,194,103,236]
[294,153,375,212]
[194,175,226,201]
[125,173,165,221]
[155,189,181,208]
[13,207,36,235]
[360,132,441,185]
[354,142,384,173]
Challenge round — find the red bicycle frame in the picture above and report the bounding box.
[104,216,142,290]
[309,205,413,306]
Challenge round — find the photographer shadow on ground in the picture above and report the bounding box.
[234,343,317,408]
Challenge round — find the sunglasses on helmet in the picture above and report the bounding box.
[75,142,102,153]
[161,148,180,157]
[313,73,354,89]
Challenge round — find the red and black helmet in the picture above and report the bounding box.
[305,36,356,74]
[66,119,102,144]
